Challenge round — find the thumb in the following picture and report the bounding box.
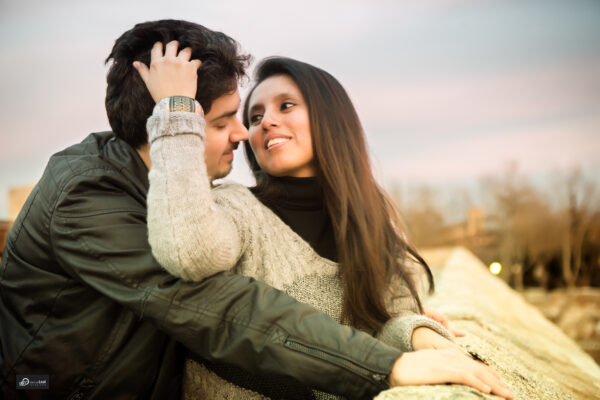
[132,61,149,83]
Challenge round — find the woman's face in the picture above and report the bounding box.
[247,75,316,178]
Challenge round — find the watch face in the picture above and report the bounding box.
[153,97,203,116]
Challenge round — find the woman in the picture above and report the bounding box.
[242,57,431,335]
[139,46,502,399]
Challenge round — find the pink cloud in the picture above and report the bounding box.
[352,59,600,132]
[378,114,600,183]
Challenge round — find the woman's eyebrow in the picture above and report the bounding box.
[248,103,263,116]
[275,92,297,101]
[249,92,298,112]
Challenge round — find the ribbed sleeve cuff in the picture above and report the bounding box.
[147,110,206,143]
[378,315,455,352]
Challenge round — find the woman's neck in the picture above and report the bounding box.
[253,175,338,262]
[267,176,323,210]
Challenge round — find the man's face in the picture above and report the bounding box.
[204,89,249,180]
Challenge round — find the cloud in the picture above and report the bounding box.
[377,114,600,184]
[354,58,600,132]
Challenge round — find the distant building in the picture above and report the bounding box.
[432,207,501,273]
[1,184,35,260]
[466,207,485,237]
[439,207,495,246]
[0,220,11,259]
[9,184,35,221]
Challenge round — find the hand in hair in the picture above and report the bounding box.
[133,40,202,103]
[390,348,513,399]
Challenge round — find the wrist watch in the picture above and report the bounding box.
[153,96,204,116]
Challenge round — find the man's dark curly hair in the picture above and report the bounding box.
[105,19,250,148]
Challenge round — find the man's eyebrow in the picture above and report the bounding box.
[208,109,238,123]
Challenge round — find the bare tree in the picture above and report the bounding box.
[393,185,446,248]
[556,169,598,287]
[480,162,561,289]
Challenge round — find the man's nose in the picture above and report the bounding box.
[230,117,249,143]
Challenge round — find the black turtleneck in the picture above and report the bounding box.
[252,176,338,262]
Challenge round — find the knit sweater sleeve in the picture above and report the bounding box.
[376,264,455,352]
[378,315,455,352]
[146,110,244,281]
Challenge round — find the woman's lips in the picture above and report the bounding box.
[266,137,291,151]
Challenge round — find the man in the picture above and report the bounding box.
[0,19,511,400]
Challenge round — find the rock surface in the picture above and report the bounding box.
[523,287,600,364]
[375,247,600,400]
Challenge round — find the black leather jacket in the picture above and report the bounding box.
[0,132,401,399]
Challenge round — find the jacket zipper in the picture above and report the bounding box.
[284,338,389,386]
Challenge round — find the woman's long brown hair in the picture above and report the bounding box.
[243,57,433,332]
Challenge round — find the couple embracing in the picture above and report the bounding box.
[0,19,512,400]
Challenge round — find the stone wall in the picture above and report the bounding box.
[376,247,600,400]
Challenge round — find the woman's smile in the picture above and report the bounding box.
[265,136,291,150]
[247,74,317,177]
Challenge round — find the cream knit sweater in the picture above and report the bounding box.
[146,110,453,399]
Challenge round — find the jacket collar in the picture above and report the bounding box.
[92,131,150,196]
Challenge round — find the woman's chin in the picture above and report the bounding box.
[259,161,291,177]
[257,158,317,178]
[264,169,289,177]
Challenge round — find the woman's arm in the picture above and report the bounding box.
[146,111,243,281]
[378,315,455,352]
[377,265,455,352]
[137,41,244,281]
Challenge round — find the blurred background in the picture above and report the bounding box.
[1,0,599,360]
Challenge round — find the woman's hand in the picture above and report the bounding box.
[412,326,470,357]
[390,348,513,399]
[424,307,465,337]
[133,40,202,103]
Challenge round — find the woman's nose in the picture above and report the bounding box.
[260,109,279,130]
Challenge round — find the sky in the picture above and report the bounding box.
[1,0,599,220]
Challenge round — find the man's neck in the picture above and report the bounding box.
[136,143,217,186]
[136,144,151,170]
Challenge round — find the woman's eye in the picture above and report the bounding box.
[249,114,263,125]
[281,102,295,111]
